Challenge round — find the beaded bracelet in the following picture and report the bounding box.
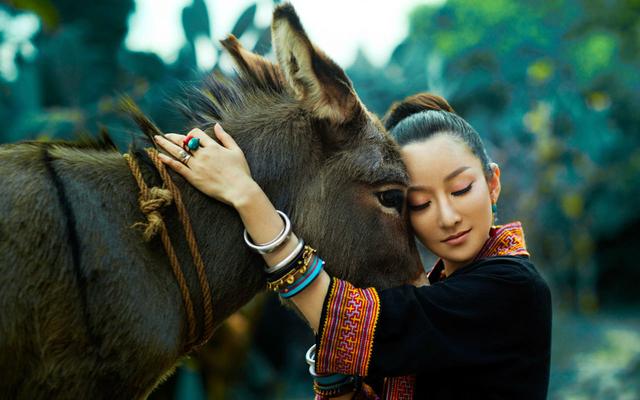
[266,245,316,292]
[279,254,324,298]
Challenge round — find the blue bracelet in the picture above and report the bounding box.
[314,372,352,386]
[279,255,324,298]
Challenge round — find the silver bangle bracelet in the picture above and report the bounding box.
[264,238,305,274]
[305,344,316,367]
[243,210,292,254]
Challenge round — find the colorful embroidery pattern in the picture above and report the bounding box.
[383,375,416,400]
[317,277,380,376]
[474,221,529,261]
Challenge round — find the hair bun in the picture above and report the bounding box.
[383,93,454,131]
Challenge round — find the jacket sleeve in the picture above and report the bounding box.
[315,257,549,378]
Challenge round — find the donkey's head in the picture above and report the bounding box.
[182,3,422,289]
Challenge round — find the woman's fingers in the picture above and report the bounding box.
[161,129,217,150]
[157,152,195,180]
[186,127,217,147]
[161,125,234,152]
[162,133,186,147]
[214,123,241,151]
[154,135,191,162]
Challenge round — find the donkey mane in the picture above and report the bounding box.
[19,37,288,156]
[177,62,288,130]
[20,128,118,152]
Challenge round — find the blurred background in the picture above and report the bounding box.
[1,0,639,398]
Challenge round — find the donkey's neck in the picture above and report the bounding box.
[132,149,267,330]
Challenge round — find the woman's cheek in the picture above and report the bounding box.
[463,185,487,212]
[410,212,435,247]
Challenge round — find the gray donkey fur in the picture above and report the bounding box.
[0,4,422,399]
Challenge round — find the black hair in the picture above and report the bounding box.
[383,93,493,177]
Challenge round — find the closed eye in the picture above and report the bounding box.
[408,201,430,212]
[452,183,473,196]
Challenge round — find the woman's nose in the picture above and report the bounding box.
[437,199,461,228]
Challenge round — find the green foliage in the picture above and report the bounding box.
[231,4,257,38]
[182,0,211,42]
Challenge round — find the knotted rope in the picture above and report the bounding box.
[123,148,215,350]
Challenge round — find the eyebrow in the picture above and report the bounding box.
[444,166,471,182]
[408,166,471,192]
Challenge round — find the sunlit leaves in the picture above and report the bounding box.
[527,59,554,85]
[571,31,618,82]
[562,193,584,219]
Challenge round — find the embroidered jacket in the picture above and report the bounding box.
[314,222,551,399]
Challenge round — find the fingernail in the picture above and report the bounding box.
[154,135,160,141]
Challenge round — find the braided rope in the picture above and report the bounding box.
[124,151,207,349]
[144,148,215,347]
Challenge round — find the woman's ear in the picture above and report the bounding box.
[488,163,501,203]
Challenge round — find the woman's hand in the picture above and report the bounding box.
[154,124,257,207]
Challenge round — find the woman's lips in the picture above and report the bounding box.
[442,229,471,245]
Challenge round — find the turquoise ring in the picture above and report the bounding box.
[187,137,200,151]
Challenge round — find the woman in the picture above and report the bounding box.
[154,93,552,399]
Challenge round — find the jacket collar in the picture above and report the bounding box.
[427,221,529,284]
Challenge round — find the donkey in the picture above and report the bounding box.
[0,3,422,399]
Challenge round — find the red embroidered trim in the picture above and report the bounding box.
[383,375,416,400]
[317,277,380,376]
[474,221,529,261]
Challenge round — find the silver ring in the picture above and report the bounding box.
[179,150,191,164]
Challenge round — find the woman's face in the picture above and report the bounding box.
[401,134,501,271]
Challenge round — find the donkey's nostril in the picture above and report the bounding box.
[377,189,405,214]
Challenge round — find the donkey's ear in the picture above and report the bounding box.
[271,3,361,125]
[220,35,285,91]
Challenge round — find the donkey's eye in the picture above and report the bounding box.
[376,189,405,213]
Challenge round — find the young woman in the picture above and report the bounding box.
[154,93,552,399]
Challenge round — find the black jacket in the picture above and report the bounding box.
[363,256,552,399]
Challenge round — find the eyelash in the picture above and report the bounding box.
[408,201,430,212]
[408,182,474,212]
[452,182,473,196]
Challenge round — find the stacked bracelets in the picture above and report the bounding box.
[306,344,362,397]
[245,212,356,397]
[244,210,325,298]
